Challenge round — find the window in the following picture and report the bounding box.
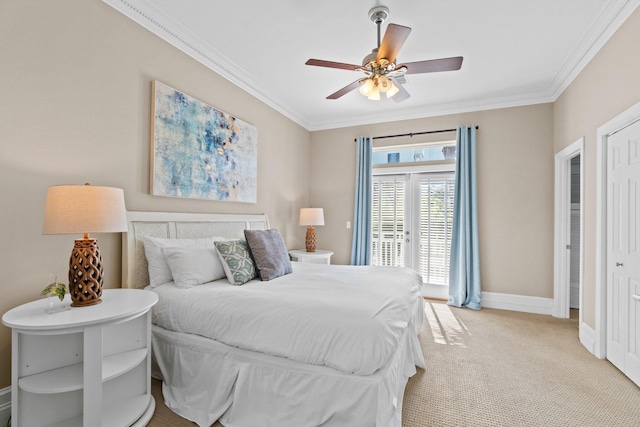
[371,142,455,287]
[372,141,456,165]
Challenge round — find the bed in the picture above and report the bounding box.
[122,211,425,427]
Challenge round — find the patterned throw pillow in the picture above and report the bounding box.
[214,240,257,285]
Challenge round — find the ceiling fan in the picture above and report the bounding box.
[305,6,463,102]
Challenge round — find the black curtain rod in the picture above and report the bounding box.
[354,126,479,142]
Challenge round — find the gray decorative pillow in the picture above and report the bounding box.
[244,229,292,281]
[214,240,257,285]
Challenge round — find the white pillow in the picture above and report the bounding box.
[162,247,226,288]
[142,236,227,287]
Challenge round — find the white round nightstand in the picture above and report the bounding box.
[2,289,158,427]
[288,249,334,265]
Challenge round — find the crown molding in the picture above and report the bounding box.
[547,0,640,100]
[102,0,639,131]
[101,0,312,130]
[307,92,555,131]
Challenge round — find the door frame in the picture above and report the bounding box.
[595,100,640,359]
[553,137,584,319]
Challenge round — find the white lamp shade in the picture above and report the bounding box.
[43,184,128,235]
[367,86,381,100]
[359,78,375,96]
[299,208,324,226]
[386,81,400,98]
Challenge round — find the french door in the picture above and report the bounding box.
[372,172,455,287]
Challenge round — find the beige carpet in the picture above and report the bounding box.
[148,303,640,426]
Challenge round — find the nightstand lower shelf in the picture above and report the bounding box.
[19,348,147,394]
[48,395,155,427]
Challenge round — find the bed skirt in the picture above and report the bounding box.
[151,317,424,427]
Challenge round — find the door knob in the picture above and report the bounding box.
[632,295,640,302]
[616,262,624,267]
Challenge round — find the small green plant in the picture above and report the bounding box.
[41,281,67,301]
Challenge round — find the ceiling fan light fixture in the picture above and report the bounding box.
[378,75,392,93]
[305,5,463,102]
[386,81,400,98]
[359,78,375,96]
[367,86,381,101]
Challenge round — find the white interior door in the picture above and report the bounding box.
[606,119,640,387]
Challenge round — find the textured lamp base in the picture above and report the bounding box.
[68,238,103,307]
[305,226,317,252]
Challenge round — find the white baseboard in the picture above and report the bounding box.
[421,284,448,300]
[481,292,553,315]
[0,386,10,427]
[579,321,600,358]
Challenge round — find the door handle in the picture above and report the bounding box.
[632,295,640,302]
[616,262,624,267]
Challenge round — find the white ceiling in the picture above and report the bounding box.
[104,0,638,131]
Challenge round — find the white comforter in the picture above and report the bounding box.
[151,262,423,375]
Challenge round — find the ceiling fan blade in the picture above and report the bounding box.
[327,79,363,100]
[399,56,463,74]
[376,23,411,64]
[389,77,410,103]
[306,59,363,71]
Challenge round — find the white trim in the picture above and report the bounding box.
[373,161,455,175]
[481,292,553,315]
[101,0,311,130]
[553,138,584,319]
[100,0,640,131]
[548,0,640,101]
[421,284,449,300]
[579,321,598,357]
[595,100,640,359]
[0,386,10,427]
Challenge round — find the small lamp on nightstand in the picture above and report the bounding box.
[43,184,128,307]
[299,208,324,252]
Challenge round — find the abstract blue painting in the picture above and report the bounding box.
[151,81,257,203]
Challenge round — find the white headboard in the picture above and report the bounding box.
[122,211,270,289]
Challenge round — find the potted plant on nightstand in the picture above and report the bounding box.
[41,274,70,313]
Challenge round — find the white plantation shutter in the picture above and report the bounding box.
[418,174,455,285]
[372,169,455,287]
[372,176,406,267]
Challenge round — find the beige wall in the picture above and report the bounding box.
[1,0,638,393]
[0,0,310,388]
[310,105,556,299]
[554,7,640,328]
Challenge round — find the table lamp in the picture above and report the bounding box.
[299,208,324,252]
[43,184,128,307]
